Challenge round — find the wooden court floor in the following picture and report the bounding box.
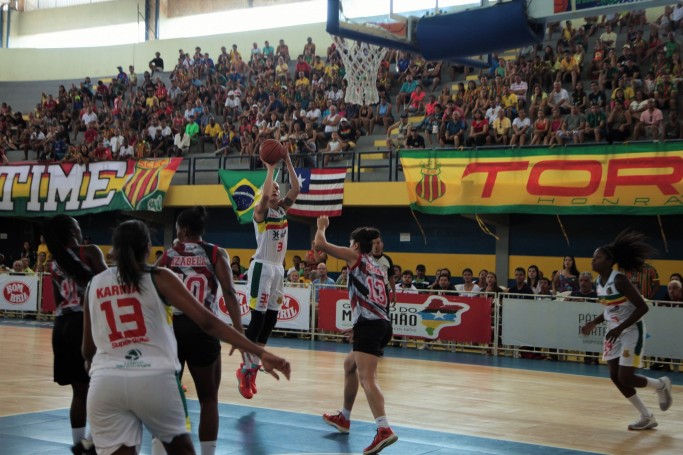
[0,321,681,454]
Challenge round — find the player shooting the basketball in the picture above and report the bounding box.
[236,143,300,399]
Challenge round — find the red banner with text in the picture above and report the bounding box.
[318,289,492,343]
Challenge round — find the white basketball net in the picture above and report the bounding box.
[332,35,388,106]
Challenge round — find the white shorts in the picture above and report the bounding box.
[602,321,644,368]
[248,260,284,312]
[87,370,190,455]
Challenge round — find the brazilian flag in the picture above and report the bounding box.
[218,169,276,224]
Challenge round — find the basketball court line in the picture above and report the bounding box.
[0,401,603,455]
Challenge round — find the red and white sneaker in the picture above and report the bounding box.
[249,367,259,395]
[364,427,398,454]
[322,411,350,433]
[235,364,253,399]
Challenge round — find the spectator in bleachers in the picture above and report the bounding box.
[421,61,442,91]
[634,99,663,141]
[630,89,649,121]
[489,109,511,146]
[510,267,534,297]
[406,128,425,149]
[442,110,466,147]
[455,268,480,297]
[528,84,547,120]
[526,265,542,294]
[536,277,553,297]
[406,84,426,114]
[587,80,607,108]
[484,272,505,294]
[396,270,418,294]
[552,255,580,295]
[557,104,586,144]
[654,72,677,112]
[571,272,598,299]
[386,113,411,151]
[600,24,617,50]
[664,110,682,140]
[413,264,430,290]
[431,272,456,295]
[548,81,571,114]
[396,74,418,112]
[530,109,550,145]
[466,109,489,147]
[584,103,607,143]
[607,101,633,143]
[510,108,530,147]
[571,82,588,111]
[666,279,682,303]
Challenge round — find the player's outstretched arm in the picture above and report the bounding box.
[254,162,276,222]
[314,216,358,266]
[154,267,290,379]
[282,150,300,208]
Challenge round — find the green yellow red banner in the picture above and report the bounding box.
[400,144,683,215]
[0,158,182,217]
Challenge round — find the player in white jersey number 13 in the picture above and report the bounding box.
[237,150,300,399]
[82,220,291,455]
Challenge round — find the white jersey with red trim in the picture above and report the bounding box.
[87,267,180,375]
[348,253,390,324]
[253,206,288,264]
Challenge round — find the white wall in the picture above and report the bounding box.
[0,22,331,81]
[0,0,333,81]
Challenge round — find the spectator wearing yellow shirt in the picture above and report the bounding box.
[311,56,325,77]
[202,117,223,152]
[324,60,340,79]
[295,72,310,90]
[489,109,511,145]
[500,86,518,117]
[556,50,581,88]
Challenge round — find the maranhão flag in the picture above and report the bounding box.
[289,168,346,217]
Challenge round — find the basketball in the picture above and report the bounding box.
[259,139,286,165]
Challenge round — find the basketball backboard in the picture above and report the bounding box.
[327,0,545,67]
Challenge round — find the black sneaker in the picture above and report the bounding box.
[71,439,96,455]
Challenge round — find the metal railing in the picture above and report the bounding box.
[4,279,680,370]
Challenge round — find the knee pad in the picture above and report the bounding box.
[257,309,280,345]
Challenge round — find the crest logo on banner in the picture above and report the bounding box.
[416,157,446,203]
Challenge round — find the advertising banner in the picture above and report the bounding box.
[502,297,683,358]
[216,283,311,330]
[318,289,492,343]
[0,158,181,216]
[400,144,683,215]
[0,274,39,311]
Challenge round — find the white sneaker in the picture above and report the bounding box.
[657,377,673,412]
[628,414,658,431]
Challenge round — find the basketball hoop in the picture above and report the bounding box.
[332,35,388,106]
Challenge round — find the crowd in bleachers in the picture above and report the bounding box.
[1,7,683,167]
[389,8,683,149]
[0,35,368,165]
